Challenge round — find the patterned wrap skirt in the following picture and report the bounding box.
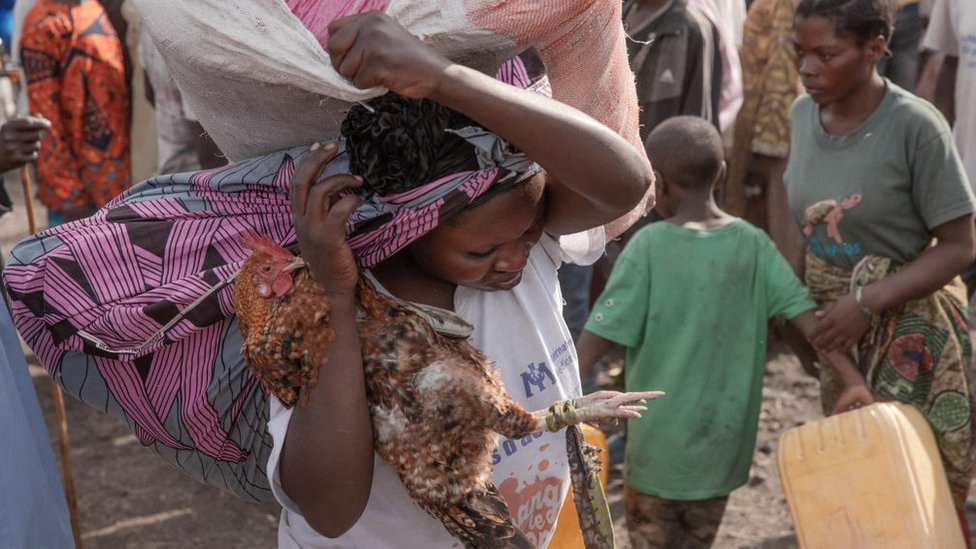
[806,253,976,508]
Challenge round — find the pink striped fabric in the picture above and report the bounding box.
[3,151,302,501]
[284,0,390,49]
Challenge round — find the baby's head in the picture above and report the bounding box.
[341,82,546,291]
[644,116,724,216]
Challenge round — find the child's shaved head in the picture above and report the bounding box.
[645,116,724,190]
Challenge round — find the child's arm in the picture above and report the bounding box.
[790,310,874,415]
[777,320,820,378]
[576,329,615,383]
[326,12,653,237]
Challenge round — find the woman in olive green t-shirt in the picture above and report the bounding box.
[785,0,976,517]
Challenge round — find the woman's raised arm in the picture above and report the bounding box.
[326,12,654,236]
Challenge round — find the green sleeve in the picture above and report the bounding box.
[762,235,816,320]
[910,117,976,229]
[584,250,650,349]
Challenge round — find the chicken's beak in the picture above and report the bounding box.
[284,256,306,273]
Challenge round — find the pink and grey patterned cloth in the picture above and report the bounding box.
[2,53,546,502]
[348,125,541,268]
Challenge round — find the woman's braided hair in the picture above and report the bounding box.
[341,93,481,196]
[796,0,894,45]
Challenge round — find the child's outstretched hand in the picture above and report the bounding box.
[829,383,875,416]
[327,11,452,99]
[291,142,363,297]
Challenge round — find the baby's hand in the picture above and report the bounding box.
[291,143,363,297]
[327,12,452,99]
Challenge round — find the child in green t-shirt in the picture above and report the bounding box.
[575,116,862,548]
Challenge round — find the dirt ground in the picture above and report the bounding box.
[4,175,975,548]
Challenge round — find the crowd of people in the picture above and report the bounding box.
[0,0,973,547]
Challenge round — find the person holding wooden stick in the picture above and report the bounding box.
[0,115,47,218]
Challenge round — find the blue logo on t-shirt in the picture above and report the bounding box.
[521,362,557,398]
[806,235,862,258]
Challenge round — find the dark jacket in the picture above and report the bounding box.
[624,0,723,141]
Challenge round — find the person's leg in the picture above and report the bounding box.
[624,486,683,549]
[46,209,64,228]
[676,494,730,548]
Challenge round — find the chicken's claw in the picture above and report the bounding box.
[574,390,664,425]
[539,390,664,432]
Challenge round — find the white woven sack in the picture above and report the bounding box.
[132,0,516,161]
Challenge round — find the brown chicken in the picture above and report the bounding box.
[234,233,652,548]
[233,232,333,408]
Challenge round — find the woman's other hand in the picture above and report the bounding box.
[829,383,875,416]
[291,142,363,296]
[811,293,871,352]
[327,12,451,99]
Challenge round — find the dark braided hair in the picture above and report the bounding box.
[341,93,481,196]
[796,0,894,45]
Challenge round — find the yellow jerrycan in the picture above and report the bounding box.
[550,424,610,548]
[777,401,964,549]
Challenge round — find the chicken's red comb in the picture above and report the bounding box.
[238,231,294,260]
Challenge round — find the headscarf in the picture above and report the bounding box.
[342,51,551,268]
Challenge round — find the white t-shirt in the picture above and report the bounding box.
[923,0,976,189]
[717,0,746,47]
[267,234,582,548]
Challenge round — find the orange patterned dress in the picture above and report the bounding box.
[21,0,130,213]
